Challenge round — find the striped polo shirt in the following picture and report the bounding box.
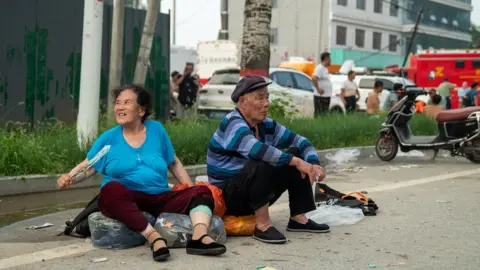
[207,109,320,187]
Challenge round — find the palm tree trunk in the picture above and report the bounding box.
[133,0,160,85]
[240,0,273,77]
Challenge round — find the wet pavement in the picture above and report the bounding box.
[1,151,480,269]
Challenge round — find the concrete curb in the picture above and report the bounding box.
[0,146,375,197]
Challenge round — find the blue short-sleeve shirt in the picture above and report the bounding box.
[87,120,175,195]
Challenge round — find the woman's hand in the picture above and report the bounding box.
[169,156,194,186]
[58,174,74,189]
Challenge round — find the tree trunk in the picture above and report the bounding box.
[240,0,273,77]
[107,0,125,123]
[133,0,160,85]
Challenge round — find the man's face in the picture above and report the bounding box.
[325,56,331,66]
[375,86,384,93]
[349,72,355,80]
[185,64,194,75]
[239,88,270,123]
[462,81,468,88]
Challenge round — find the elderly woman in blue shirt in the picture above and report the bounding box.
[58,84,226,262]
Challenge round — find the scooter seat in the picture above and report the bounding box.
[436,107,480,122]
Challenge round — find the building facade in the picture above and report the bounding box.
[227,0,472,69]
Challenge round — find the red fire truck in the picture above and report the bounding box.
[386,49,480,109]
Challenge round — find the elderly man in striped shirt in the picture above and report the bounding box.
[207,75,329,244]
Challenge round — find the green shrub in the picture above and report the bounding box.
[0,114,437,176]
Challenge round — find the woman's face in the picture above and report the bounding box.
[114,89,145,125]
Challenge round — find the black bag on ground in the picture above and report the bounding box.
[314,183,379,216]
[57,195,100,238]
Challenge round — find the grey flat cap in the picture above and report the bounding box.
[231,75,272,103]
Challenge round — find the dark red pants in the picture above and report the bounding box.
[99,181,214,232]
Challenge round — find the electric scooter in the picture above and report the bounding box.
[375,87,480,163]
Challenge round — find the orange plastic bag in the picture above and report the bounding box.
[172,182,226,217]
[222,215,256,236]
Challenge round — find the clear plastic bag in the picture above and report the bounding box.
[154,213,227,248]
[325,149,361,164]
[88,212,156,249]
[305,205,364,227]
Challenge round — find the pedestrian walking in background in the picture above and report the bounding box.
[340,71,360,113]
[464,82,479,107]
[366,80,384,115]
[458,81,470,108]
[437,78,455,110]
[312,52,332,116]
[177,62,199,118]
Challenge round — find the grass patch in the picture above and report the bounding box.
[0,113,437,176]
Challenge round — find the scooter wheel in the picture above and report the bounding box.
[375,133,398,161]
[465,139,480,164]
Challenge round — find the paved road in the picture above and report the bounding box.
[1,152,480,270]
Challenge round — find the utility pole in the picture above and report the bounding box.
[107,0,125,123]
[133,0,160,85]
[77,0,104,149]
[219,0,229,40]
[172,0,176,45]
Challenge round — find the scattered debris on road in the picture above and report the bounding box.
[397,150,424,157]
[368,263,377,268]
[436,200,452,203]
[26,223,54,230]
[325,149,360,164]
[386,262,407,267]
[91,257,108,263]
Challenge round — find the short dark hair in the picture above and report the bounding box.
[186,62,194,67]
[472,82,478,89]
[374,80,384,88]
[112,84,152,122]
[320,52,330,62]
[431,94,442,105]
[393,83,403,91]
[171,71,180,78]
[443,78,449,82]
[348,70,355,76]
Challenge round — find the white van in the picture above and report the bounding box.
[354,75,416,111]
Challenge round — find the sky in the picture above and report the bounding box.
[159,0,480,48]
[159,0,221,48]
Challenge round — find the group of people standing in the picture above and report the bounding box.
[169,62,202,118]
[311,52,404,115]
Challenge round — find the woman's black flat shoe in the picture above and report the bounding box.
[150,238,170,261]
[186,234,227,256]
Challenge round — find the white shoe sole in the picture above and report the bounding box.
[286,228,330,233]
[252,235,287,244]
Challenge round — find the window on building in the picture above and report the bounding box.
[473,60,480,69]
[373,32,382,50]
[456,61,465,68]
[336,26,347,45]
[388,35,397,52]
[355,29,365,48]
[389,0,398,17]
[337,0,347,6]
[270,28,278,44]
[356,0,365,10]
[273,0,278,8]
[374,0,382,13]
